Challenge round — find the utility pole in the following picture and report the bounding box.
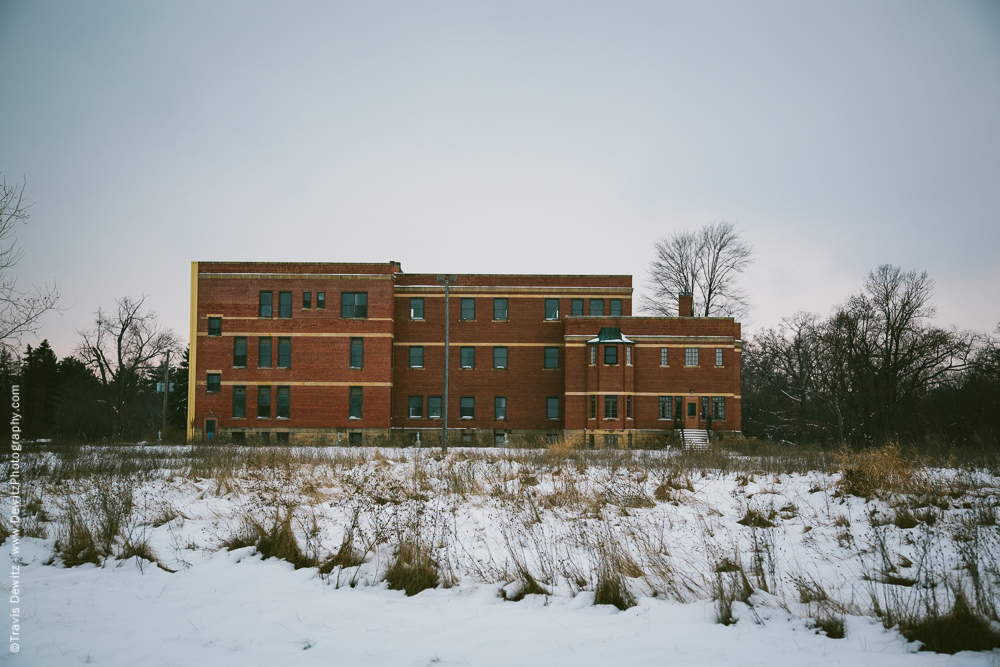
[436,274,456,454]
[160,349,171,441]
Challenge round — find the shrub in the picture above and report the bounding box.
[897,592,1000,654]
[384,542,439,596]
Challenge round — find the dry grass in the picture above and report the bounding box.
[384,542,439,596]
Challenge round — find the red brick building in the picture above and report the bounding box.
[187,262,741,445]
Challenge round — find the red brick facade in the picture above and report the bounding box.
[188,262,741,445]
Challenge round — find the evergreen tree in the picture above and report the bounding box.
[56,355,109,440]
[0,349,19,432]
[21,340,59,439]
[168,346,189,433]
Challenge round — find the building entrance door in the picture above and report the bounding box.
[684,399,699,430]
[204,418,217,441]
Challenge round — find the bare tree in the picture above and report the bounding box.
[76,296,181,439]
[643,221,753,319]
[0,174,60,350]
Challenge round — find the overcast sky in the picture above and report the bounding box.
[2,0,998,359]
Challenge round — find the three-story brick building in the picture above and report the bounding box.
[188,262,741,445]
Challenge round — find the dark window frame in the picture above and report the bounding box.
[494,396,506,421]
[317,292,325,309]
[258,337,272,368]
[626,394,632,419]
[589,299,604,316]
[303,291,311,309]
[460,298,475,321]
[409,346,424,369]
[493,298,508,321]
[604,345,618,365]
[571,299,584,316]
[610,299,622,317]
[659,396,673,420]
[546,397,559,420]
[232,386,246,419]
[259,292,273,318]
[207,317,222,337]
[408,396,423,419]
[206,373,221,394]
[278,291,292,318]
[460,396,475,419]
[257,385,271,419]
[349,387,363,419]
[716,348,724,367]
[350,338,364,369]
[544,347,559,369]
[410,298,424,320]
[341,292,368,319]
[493,346,508,370]
[277,337,291,368]
[686,347,699,367]
[428,396,442,419]
[544,299,559,320]
[712,396,726,420]
[589,395,596,420]
[604,395,618,420]
[233,337,247,367]
[460,346,475,369]
[276,386,290,419]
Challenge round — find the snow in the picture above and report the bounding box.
[3,446,999,665]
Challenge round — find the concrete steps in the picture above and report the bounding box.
[681,429,710,451]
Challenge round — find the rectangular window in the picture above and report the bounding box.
[461,298,475,321]
[258,337,272,368]
[546,397,559,420]
[686,348,699,366]
[626,346,632,366]
[257,385,271,418]
[494,396,506,420]
[207,373,221,393]
[544,347,559,369]
[716,348,723,367]
[702,396,710,419]
[208,317,222,337]
[276,386,290,419]
[589,299,603,316]
[349,387,363,419]
[341,292,368,318]
[494,298,508,321]
[350,338,364,369]
[545,299,559,320]
[571,299,584,316]
[604,434,619,448]
[276,432,289,444]
[610,299,622,317]
[348,432,362,445]
[460,346,475,369]
[460,396,475,419]
[232,386,246,418]
[590,346,596,365]
[605,395,618,420]
[408,396,423,419]
[409,346,424,369]
[605,346,618,365]
[278,337,291,368]
[233,337,247,367]
[661,348,669,366]
[278,291,292,318]
[626,395,632,419]
[303,291,311,309]
[317,292,325,309]
[259,292,272,318]
[712,396,726,420]
[493,347,508,369]
[659,396,673,420]
[589,395,596,420]
[428,396,442,419]
[410,298,424,320]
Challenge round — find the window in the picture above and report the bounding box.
[461,298,475,321]
[409,396,423,419]
[605,346,618,365]
[604,434,619,448]
[350,338,364,369]
[276,386,290,419]
[685,348,699,366]
[590,346,596,365]
[493,347,508,369]
[589,395,596,420]
[349,387,363,419]
[278,292,292,318]
[627,433,632,448]
[348,432,362,445]
[317,292,325,309]
[626,346,632,366]
[712,396,726,420]
[610,299,622,317]
[461,347,475,369]
[494,396,506,421]
[257,385,271,418]
[626,395,632,419]
[494,298,508,321]
[259,292,272,318]
[233,386,246,418]
[303,291,311,309]
[410,298,424,320]
[589,434,595,448]
[544,347,559,369]
[258,337,272,368]
[462,431,472,444]
[276,432,289,444]
[460,396,475,419]
[604,395,618,420]
[545,299,559,320]
[589,299,603,316]
[233,337,247,367]
[571,299,584,316]
[409,346,424,369]
[659,396,672,420]
[661,348,669,366]
[341,292,368,318]
[207,373,221,393]
[716,348,723,367]
[231,431,245,443]
[278,337,291,368]
[208,317,222,337]
[546,397,559,420]
[702,396,710,419]
[428,396,442,419]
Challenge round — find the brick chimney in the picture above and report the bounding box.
[678,293,693,317]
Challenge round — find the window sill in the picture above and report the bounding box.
[348,417,362,420]
[276,417,290,421]
[231,417,246,420]
[206,391,221,395]
[493,367,507,371]
[408,416,422,420]
[257,417,271,420]
[460,367,474,371]
[350,366,363,370]
[460,416,474,420]
[233,366,246,369]
[410,318,425,322]
[493,319,508,323]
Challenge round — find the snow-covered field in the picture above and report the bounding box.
[3,444,999,665]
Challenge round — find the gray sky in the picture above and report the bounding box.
[2,0,999,359]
